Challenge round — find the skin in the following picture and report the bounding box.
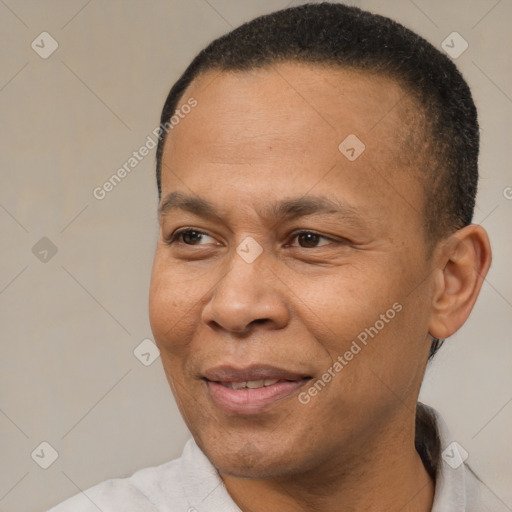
[149,62,491,512]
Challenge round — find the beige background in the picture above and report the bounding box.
[0,1,511,511]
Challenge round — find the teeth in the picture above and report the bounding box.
[227,379,280,390]
[246,379,264,389]
[231,381,248,390]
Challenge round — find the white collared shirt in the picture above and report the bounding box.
[47,404,509,511]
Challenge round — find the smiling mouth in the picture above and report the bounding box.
[203,375,311,416]
[218,378,292,390]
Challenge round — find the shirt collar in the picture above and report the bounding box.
[418,402,467,511]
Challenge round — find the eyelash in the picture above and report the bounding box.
[165,228,338,248]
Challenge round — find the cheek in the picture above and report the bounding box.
[296,258,428,367]
[284,264,397,345]
[148,252,209,352]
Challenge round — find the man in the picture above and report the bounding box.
[49,3,501,511]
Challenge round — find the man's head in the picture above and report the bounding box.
[149,2,490,484]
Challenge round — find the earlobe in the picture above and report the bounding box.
[429,225,492,340]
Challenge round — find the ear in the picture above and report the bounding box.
[429,224,492,340]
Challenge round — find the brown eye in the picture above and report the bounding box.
[298,232,320,248]
[166,229,216,246]
[291,231,332,248]
[181,230,205,245]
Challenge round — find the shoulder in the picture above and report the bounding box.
[47,446,188,512]
[465,465,510,512]
[47,437,239,512]
[419,403,509,512]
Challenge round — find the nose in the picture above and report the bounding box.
[201,247,290,334]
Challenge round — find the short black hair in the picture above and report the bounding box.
[156,2,479,242]
[155,2,480,358]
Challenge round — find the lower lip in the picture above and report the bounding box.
[205,379,310,415]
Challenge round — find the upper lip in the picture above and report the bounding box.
[202,364,311,383]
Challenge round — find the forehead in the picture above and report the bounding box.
[164,62,421,173]
[160,63,425,233]
[175,63,415,138]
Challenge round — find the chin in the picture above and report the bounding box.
[214,454,299,480]
[195,431,311,479]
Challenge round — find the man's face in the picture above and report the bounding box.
[150,63,437,478]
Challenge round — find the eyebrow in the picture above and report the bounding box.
[158,191,365,227]
[158,191,222,220]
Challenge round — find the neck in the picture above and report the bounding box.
[221,412,435,512]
